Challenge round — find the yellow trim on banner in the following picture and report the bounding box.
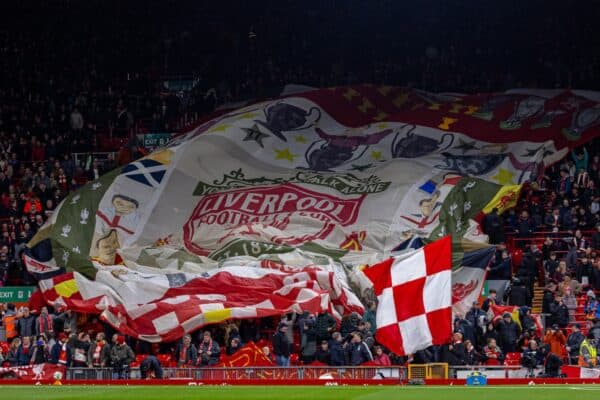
[204,308,232,324]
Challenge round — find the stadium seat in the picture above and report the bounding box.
[504,352,522,366]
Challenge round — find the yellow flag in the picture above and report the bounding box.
[482,184,522,215]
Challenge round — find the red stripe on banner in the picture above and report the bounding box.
[423,236,452,276]
[374,323,404,357]
[426,307,453,345]
[362,258,393,296]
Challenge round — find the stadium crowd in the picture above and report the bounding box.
[0,0,599,379]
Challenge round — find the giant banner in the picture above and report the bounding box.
[27,86,599,341]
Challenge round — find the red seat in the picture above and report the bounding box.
[157,354,171,364]
[504,352,522,366]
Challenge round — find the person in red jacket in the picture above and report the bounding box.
[372,345,391,366]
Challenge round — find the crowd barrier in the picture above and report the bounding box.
[63,364,557,381]
[65,366,407,381]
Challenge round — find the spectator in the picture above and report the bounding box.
[175,334,197,366]
[140,355,164,379]
[226,337,242,356]
[110,335,134,379]
[344,332,372,366]
[544,252,559,283]
[88,332,110,368]
[272,323,290,367]
[441,331,467,366]
[36,306,54,337]
[315,312,336,341]
[464,340,482,365]
[280,313,296,352]
[299,313,317,363]
[563,287,578,322]
[2,303,18,342]
[566,324,585,365]
[329,332,345,366]
[482,289,499,313]
[30,336,49,364]
[482,337,504,365]
[16,336,32,366]
[578,334,598,367]
[483,208,504,244]
[49,332,71,365]
[197,331,220,366]
[15,307,36,338]
[72,332,92,367]
[7,337,21,366]
[543,325,566,356]
[372,345,391,366]
[362,302,377,333]
[549,296,570,328]
[522,340,545,375]
[498,312,521,354]
[315,340,332,365]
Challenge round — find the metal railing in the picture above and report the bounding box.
[66,366,407,381]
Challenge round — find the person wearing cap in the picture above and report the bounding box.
[498,312,521,354]
[272,322,291,366]
[578,333,598,367]
[49,332,72,366]
[543,324,566,356]
[110,335,134,379]
[567,324,585,364]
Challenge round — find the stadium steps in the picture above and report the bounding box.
[532,282,544,314]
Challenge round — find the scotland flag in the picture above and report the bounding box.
[122,159,167,187]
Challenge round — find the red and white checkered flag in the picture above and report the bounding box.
[364,236,452,356]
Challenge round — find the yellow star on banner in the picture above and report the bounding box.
[371,150,383,161]
[492,168,515,185]
[207,124,231,133]
[375,123,389,129]
[295,135,307,144]
[274,148,297,162]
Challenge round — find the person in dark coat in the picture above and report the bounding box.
[464,340,482,365]
[549,296,570,328]
[140,355,164,379]
[329,332,345,366]
[498,313,521,353]
[507,278,530,307]
[16,307,37,338]
[197,331,220,366]
[272,322,290,366]
[344,332,373,366]
[315,340,332,365]
[314,312,336,343]
[175,334,197,366]
[566,324,585,364]
[519,307,537,332]
[484,208,504,244]
[576,257,593,285]
[49,332,72,366]
[441,332,467,365]
[544,252,559,283]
